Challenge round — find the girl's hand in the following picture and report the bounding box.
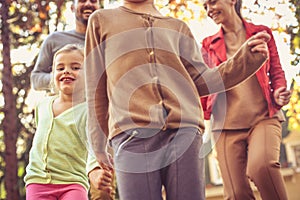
[273,87,292,106]
[89,167,113,194]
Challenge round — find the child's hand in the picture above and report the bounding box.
[273,87,292,106]
[248,31,271,58]
[95,152,114,170]
[89,167,113,194]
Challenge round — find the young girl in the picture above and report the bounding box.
[25,44,113,200]
[201,0,291,199]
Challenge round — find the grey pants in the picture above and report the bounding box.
[111,127,205,200]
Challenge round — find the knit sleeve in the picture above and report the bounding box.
[179,26,267,96]
[85,11,109,156]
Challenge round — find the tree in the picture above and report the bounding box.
[289,0,300,67]
[0,0,66,198]
[1,0,19,199]
[286,0,300,131]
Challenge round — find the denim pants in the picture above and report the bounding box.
[111,127,205,200]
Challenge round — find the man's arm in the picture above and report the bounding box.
[31,36,55,91]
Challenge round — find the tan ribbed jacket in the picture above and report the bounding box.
[84,6,266,148]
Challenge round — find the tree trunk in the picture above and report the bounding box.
[1,0,20,199]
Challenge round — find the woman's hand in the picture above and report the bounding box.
[248,31,271,58]
[273,87,292,106]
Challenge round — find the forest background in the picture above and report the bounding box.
[0,0,300,199]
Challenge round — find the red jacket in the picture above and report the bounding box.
[201,20,287,120]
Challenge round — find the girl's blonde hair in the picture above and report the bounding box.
[49,44,84,95]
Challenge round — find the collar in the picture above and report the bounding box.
[207,20,259,63]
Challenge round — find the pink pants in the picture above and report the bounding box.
[26,183,88,200]
[213,118,288,200]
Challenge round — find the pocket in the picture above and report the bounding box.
[114,130,139,156]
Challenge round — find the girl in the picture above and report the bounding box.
[25,44,113,200]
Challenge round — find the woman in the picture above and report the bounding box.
[201,0,291,199]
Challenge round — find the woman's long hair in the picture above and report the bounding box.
[235,0,243,19]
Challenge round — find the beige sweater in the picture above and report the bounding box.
[84,6,266,144]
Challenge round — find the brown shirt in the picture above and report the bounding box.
[212,75,269,130]
[84,6,267,140]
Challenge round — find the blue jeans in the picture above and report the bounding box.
[111,127,205,200]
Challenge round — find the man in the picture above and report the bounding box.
[30,1,115,199]
[31,0,99,91]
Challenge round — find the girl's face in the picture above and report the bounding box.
[53,51,84,95]
[203,0,236,24]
